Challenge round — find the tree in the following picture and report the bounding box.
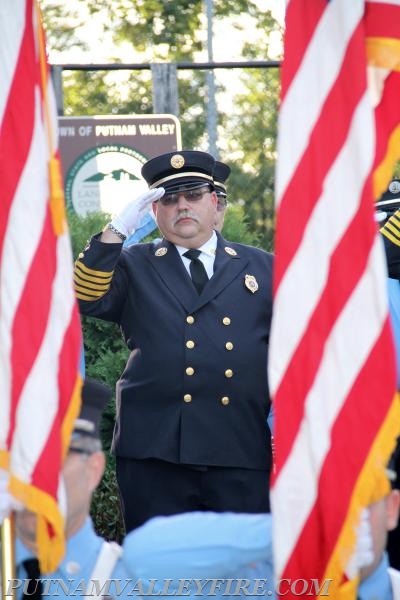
[221,10,282,250]
[41,0,282,245]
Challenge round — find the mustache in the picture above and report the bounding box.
[173,210,199,226]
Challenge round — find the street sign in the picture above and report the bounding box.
[58,114,181,217]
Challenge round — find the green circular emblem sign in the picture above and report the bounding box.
[65,144,148,216]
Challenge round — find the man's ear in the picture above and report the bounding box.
[88,451,105,492]
[152,201,158,217]
[386,489,400,531]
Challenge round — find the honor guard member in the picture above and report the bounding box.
[11,378,139,599]
[358,445,400,599]
[376,181,400,571]
[379,179,400,279]
[73,150,274,532]
[213,160,231,232]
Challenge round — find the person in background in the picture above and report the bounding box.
[0,379,137,598]
[376,179,400,570]
[73,150,274,533]
[379,179,400,280]
[213,160,231,232]
[0,379,272,598]
[0,379,389,597]
[358,447,400,599]
[121,443,400,599]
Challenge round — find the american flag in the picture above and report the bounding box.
[0,0,82,572]
[269,0,400,597]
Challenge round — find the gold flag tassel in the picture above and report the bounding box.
[35,0,66,236]
[48,156,66,236]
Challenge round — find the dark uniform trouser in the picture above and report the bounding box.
[116,456,271,533]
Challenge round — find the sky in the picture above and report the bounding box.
[42,0,285,155]
[42,1,285,64]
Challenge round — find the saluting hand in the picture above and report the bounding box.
[110,188,165,239]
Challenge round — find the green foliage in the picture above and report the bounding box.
[221,11,282,251]
[220,204,261,247]
[90,455,125,543]
[69,209,127,539]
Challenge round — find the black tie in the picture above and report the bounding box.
[22,558,42,599]
[183,249,209,294]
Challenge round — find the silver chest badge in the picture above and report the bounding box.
[244,274,258,294]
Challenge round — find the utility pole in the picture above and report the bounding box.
[205,0,218,158]
[151,63,179,116]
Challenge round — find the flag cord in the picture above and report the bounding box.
[35,0,54,158]
[34,0,65,236]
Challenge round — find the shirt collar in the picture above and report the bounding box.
[16,517,101,578]
[358,553,393,600]
[176,230,217,258]
[52,518,101,577]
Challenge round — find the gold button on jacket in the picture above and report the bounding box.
[186,367,195,376]
[183,394,192,403]
[225,369,233,378]
[221,396,230,406]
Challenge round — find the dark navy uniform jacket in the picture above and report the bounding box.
[74,232,273,471]
[381,209,400,279]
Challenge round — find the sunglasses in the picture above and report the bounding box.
[217,197,227,211]
[159,187,211,206]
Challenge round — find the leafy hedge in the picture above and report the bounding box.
[69,205,264,541]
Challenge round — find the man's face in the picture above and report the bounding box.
[153,185,218,248]
[360,489,400,581]
[214,196,227,232]
[16,448,104,548]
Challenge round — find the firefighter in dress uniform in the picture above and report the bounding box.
[73,150,274,532]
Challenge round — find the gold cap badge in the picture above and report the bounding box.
[170,154,185,169]
[155,247,168,257]
[224,246,237,256]
[245,274,258,294]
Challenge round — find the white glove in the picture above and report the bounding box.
[354,507,374,569]
[0,468,23,525]
[110,188,165,238]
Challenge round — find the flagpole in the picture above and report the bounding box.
[1,515,16,600]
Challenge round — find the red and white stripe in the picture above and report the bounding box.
[0,0,82,571]
[270,0,399,595]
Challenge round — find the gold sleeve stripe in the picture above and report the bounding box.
[75,268,112,285]
[75,260,113,278]
[382,220,400,239]
[391,213,400,226]
[74,283,109,299]
[74,269,112,287]
[75,291,105,302]
[73,274,110,292]
[381,228,400,247]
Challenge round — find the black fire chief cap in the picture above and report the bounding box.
[141,150,216,194]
